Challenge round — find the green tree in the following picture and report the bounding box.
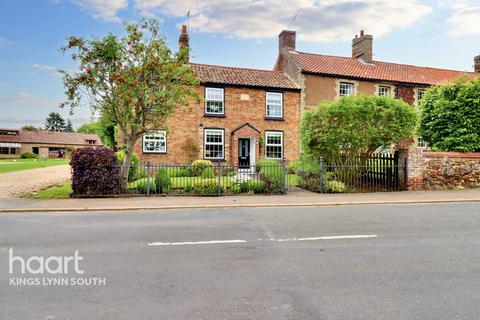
[21,125,39,131]
[419,77,480,152]
[60,19,199,188]
[77,122,101,135]
[301,95,417,165]
[65,119,74,132]
[45,112,66,132]
[77,117,118,151]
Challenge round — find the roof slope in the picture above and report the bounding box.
[287,51,478,85]
[190,63,299,90]
[0,130,102,146]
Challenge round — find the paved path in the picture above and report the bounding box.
[1,188,480,212]
[1,204,480,319]
[0,165,70,198]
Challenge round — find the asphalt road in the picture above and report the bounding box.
[1,203,480,320]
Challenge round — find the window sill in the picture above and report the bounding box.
[142,151,167,154]
[264,117,284,121]
[204,114,225,118]
[204,158,226,162]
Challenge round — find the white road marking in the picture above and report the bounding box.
[148,235,377,247]
[275,235,378,242]
[148,240,247,246]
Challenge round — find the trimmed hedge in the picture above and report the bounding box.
[70,147,121,196]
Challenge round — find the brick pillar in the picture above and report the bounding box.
[397,147,424,191]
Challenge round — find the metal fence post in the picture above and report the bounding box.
[146,161,151,196]
[319,156,324,193]
[217,161,221,196]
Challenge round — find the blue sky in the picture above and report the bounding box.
[0,0,479,129]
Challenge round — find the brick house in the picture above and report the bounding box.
[0,128,102,159]
[275,30,479,110]
[135,28,301,166]
[274,29,480,148]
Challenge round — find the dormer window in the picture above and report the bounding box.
[205,87,224,116]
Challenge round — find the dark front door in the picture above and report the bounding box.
[238,138,250,168]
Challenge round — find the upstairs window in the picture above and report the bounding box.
[339,82,354,96]
[266,92,283,118]
[265,131,283,159]
[205,87,224,115]
[204,129,224,160]
[143,131,167,153]
[378,86,391,97]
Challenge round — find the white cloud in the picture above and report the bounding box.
[32,64,60,77]
[447,5,480,36]
[71,0,128,21]
[0,37,14,45]
[0,92,53,107]
[133,0,432,41]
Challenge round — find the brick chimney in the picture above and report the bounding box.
[279,30,296,53]
[179,24,189,62]
[475,55,480,73]
[352,30,373,63]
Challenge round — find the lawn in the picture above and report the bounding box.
[0,158,69,174]
[32,181,72,199]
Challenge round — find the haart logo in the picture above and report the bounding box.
[9,248,84,275]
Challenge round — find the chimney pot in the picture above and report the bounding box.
[352,30,373,64]
[475,55,480,73]
[278,30,296,53]
[178,24,189,63]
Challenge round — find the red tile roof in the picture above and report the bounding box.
[190,63,299,90]
[287,51,478,85]
[0,130,102,146]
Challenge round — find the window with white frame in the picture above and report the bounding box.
[205,87,224,115]
[204,129,224,159]
[265,131,283,159]
[417,136,428,149]
[266,92,283,118]
[416,89,426,105]
[143,131,167,153]
[339,82,354,96]
[378,86,391,97]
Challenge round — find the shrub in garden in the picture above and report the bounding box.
[194,181,223,195]
[258,159,284,193]
[135,179,156,194]
[301,95,417,164]
[116,150,139,182]
[231,183,242,194]
[324,180,347,193]
[70,147,121,196]
[154,168,172,194]
[181,137,200,163]
[192,159,213,176]
[20,152,38,159]
[247,180,266,194]
[201,167,215,178]
[420,77,480,152]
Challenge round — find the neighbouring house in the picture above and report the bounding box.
[274,29,480,148]
[135,26,301,166]
[0,128,102,159]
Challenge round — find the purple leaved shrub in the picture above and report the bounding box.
[70,147,122,196]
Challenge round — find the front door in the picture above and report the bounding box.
[238,138,250,168]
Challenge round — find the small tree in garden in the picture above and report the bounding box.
[301,95,417,164]
[60,19,200,190]
[419,77,480,152]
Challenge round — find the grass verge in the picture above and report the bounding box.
[32,181,72,200]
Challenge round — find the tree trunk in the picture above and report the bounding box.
[120,138,137,192]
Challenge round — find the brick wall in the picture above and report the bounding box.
[397,148,480,190]
[135,85,301,165]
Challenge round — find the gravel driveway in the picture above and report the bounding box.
[0,165,70,198]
